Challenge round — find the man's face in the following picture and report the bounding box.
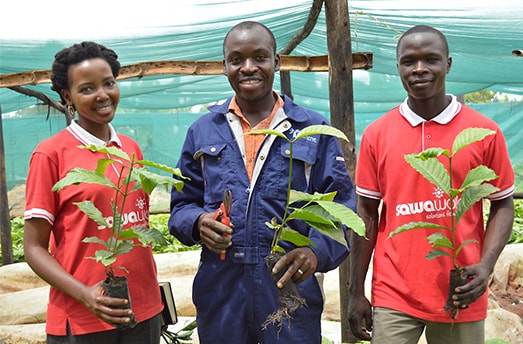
[223,25,280,106]
[397,32,452,101]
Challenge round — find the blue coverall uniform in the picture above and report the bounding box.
[169,94,356,343]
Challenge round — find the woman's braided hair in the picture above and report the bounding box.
[51,41,120,103]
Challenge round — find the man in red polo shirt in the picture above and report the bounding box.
[348,25,514,344]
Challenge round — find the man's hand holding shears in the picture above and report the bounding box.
[196,190,233,259]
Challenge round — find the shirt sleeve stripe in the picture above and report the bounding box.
[356,186,382,200]
[487,185,515,201]
[24,208,55,225]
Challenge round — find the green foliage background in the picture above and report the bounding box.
[2,213,200,264]
[2,201,523,264]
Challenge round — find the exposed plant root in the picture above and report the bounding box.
[262,293,308,331]
[262,306,293,333]
[263,252,308,331]
[444,303,459,320]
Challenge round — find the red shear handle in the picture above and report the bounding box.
[213,203,230,260]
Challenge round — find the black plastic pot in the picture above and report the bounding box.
[264,252,304,313]
[444,269,468,319]
[103,275,137,328]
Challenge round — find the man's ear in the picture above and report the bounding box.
[446,56,453,74]
[274,53,281,72]
[222,60,227,76]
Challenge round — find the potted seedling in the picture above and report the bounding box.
[247,125,365,330]
[388,127,499,319]
[52,144,187,328]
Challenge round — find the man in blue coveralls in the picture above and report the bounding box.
[169,21,356,343]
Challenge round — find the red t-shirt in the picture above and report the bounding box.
[356,96,514,322]
[25,121,163,335]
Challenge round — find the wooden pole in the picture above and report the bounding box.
[0,102,14,265]
[280,71,293,99]
[324,1,358,342]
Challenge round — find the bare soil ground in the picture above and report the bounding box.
[492,284,523,319]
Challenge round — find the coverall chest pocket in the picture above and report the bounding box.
[277,139,319,192]
[194,143,232,206]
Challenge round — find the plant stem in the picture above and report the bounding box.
[448,155,458,270]
[109,154,135,256]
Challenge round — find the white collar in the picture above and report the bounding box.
[67,120,122,147]
[399,94,461,126]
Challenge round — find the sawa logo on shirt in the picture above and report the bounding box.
[97,197,149,230]
[396,187,460,220]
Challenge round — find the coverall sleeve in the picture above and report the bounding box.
[168,127,205,246]
[307,133,356,272]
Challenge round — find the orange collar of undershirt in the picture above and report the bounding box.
[228,93,284,181]
[228,92,284,129]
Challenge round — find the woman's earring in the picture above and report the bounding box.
[67,105,75,118]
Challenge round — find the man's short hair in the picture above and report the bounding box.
[223,21,277,55]
[397,25,449,58]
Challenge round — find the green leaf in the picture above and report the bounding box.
[246,128,289,141]
[315,201,366,237]
[288,190,336,204]
[80,144,131,161]
[294,125,349,143]
[449,188,461,198]
[137,160,189,180]
[94,250,117,266]
[273,245,285,253]
[112,240,134,257]
[288,206,337,224]
[415,147,448,160]
[485,338,510,344]
[389,222,448,238]
[118,229,139,239]
[84,249,117,267]
[134,168,185,194]
[426,249,450,260]
[455,239,479,258]
[265,220,281,231]
[179,319,197,332]
[74,201,110,228]
[288,205,349,246]
[459,165,498,191]
[405,154,450,194]
[456,184,499,223]
[95,158,119,175]
[106,236,117,248]
[52,168,118,192]
[302,220,347,248]
[452,128,495,155]
[280,227,316,247]
[82,236,110,248]
[427,232,453,249]
[130,227,168,246]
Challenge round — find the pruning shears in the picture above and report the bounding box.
[213,189,232,260]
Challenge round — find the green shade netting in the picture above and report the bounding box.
[1,0,522,191]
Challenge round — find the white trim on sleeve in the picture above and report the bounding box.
[355,186,381,200]
[24,208,55,225]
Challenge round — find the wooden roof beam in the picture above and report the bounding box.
[0,53,372,88]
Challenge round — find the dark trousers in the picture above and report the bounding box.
[47,313,162,344]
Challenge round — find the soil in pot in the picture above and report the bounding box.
[103,275,137,328]
[444,269,468,320]
[262,252,307,331]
